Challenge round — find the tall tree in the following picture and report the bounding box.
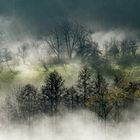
[46,27,62,62]
[129,40,138,56]
[64,86,78,110]
[77,66,94,108]
[94,72,110,120]
[16,84,39,124]
[18,43,29,64]
[46,20,90,60]
[41,71,65,115]
[120,39,138,56]
[2,48,13,72]
[60,20,90,59]
[108,39,120,58]
[78,41,102,70]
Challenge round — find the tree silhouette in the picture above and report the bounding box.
[64,86,78,110]
[120,39,138,56]
[94,72,110,120]
[77,66,94,108]
[46,20,90,60]
[108,39,120,58]
[18,43,29,64]
[16,84,39,124]
[41,71,65,115]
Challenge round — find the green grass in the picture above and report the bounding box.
[0,70,19,83]
[0,61,139,89]
[42,64,80,86]
[0,64,80,88]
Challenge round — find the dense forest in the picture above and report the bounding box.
[0,20,139,126]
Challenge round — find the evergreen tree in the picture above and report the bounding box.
[77,66,94,108]
[64,86,78,110]
[16,84,39,123]
[94,72,110,120]
[41,71,65,115]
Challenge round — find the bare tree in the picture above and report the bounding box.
[120,39,138,56]
[46,20,90,61]
[18,43,29,64]
[108,39,120,58]
[60,21,89,59]
[46,27,62,62]
[129,40,138,56]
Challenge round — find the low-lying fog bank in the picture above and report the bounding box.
[0,109,140,140]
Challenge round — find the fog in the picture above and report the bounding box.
[0,95,140,140]
[92,30,139,49]
[0,16,138,52]
[0,109,139,140]
[0,1,139,140]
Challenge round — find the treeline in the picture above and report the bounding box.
[43,20,140,76]
[5,67,140,123]
[45,20,139,60]
[104,39,140,66]
[0,20,139,72]
[105,39,138,57]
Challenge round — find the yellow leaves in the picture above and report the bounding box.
[135,90,140,98]
[108,86,127,102]
[85,95,99,107]
[85,86,128,108]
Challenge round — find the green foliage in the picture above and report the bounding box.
[4,67,140,123]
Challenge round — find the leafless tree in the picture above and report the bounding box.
[46,27,62,61]
[18,43,29,64]
[60,21,89,59]
[120,39,138,56]
[46,20,90,61]
[2,48,13,72]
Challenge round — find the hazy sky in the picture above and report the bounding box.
[0,0,140,35]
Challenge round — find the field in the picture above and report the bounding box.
[0,63,81,91]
